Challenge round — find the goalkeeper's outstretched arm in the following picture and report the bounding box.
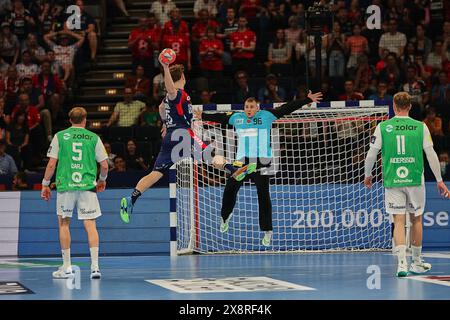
[266,91,322,119]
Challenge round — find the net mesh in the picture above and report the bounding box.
[176,106,392,254]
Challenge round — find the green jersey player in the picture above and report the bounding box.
[364,92,449,277]
[41,107,109,280]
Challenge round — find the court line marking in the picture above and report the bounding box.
[408,276,450,287]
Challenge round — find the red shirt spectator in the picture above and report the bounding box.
[128,18,159,60]
[11,104,40,129]
[162,19,189,38]
[338,80,364,101]
[199,31,224,71]
[192,9,219,42]
[32,73,62,96]
[161,33,190,65]
[229,17,256,60]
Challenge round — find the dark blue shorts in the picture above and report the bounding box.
[153,129,193,173]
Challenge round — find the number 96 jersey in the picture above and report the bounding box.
[47,127,108,192]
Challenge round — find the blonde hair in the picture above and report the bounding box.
[393,92,411,111]
[69,107,87,124]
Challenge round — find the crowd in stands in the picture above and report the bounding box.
[1,0,450,189]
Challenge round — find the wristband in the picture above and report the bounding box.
[42,179,51,187]
[99,173,107,181]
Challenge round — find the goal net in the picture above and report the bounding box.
[175,102,392,254]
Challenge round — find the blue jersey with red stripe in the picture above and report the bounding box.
[163,89,193,130]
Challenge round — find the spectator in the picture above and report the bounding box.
[0,97,6,139]
[432,70,450,115]
[292,83,307,100]
[11,92,45,155]
[103,141,117,171]
[6,0,36,42]
[0,22,20,65]
[217,7,238,67]
[354,54,376,96]
[284,16,302,47]
[32,59,63,122]
[69,0,98,62]
[338,79,364,101]
[192,9,219,44]
[112,155,127,172]
[18,77,51,142]
[43,29,84,84]
[5,111,30,170]
[46,49,64,80]
[378,19,407,59]
[128,16,159,78]
[16,50,39,80]
[257,73,286,104]
[22,33,46,64]
[347,0,363,25]
[239,0,263,20]
[346,24,369,71]
[161,8,191,70]
[379,53,402,95]
[149,0,177,27]
[426,40,449,73]
[410,24,432,58]
[335,7,352,36]
[12,171,28,190]
[199,90,214,104]
[37,1,55,36]
[107,87,146,127]
[3,66,20,113]
[423,107,445,152]
[413,53,433,84]
[193,0,218,18]
[152,65,166,102]
[0,56,9,76]
[139,103,161,127]
[199,27,224,79]
[328,21,346,79]
[232,70,255,103]
[291,3,306,30]
[126,64,151,102]
[294,30,307,73]
[260,1,287,33]
[403,42,417,65]
[438,151,450,181]
[229,16,256,73]
[368,81,393,103]
[0,138,17,176]
[265,28,292,76]
[0,1,12,20]
[124,139,149,171]
[401,65,428,119]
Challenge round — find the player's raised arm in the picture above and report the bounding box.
[267,90,322,119]
[159,50,178,100]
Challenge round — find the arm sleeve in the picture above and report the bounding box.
[266,98,313,119]
[423,123,433,149]
[424,146,443,182]
[364,147,379,178]
[47,135,59,159]
[95,138,108,163]
[202,112,233,126]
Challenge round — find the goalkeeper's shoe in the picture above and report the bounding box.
[52,266,73,279]
[220,214,232,233]
[396,260,409,278]
[262,231,273,247]
[120,196,133,224]
[409,259,432,275]
[232,163,257,181]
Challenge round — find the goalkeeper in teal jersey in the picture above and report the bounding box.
[364,92,449,277]
[195,91,322,246]
[41,107,109,280]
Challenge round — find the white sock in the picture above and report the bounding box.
[62,249,71,269]
[396,245,407,265]
[90,247,99,270]
[411,245,422,263]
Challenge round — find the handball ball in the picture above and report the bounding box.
[159,48,176,65]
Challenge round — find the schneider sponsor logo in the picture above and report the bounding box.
[390,157,416,164]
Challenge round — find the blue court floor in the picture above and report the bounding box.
[1,252,450,300]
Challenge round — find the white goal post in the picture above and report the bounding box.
[169,100,393,255]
